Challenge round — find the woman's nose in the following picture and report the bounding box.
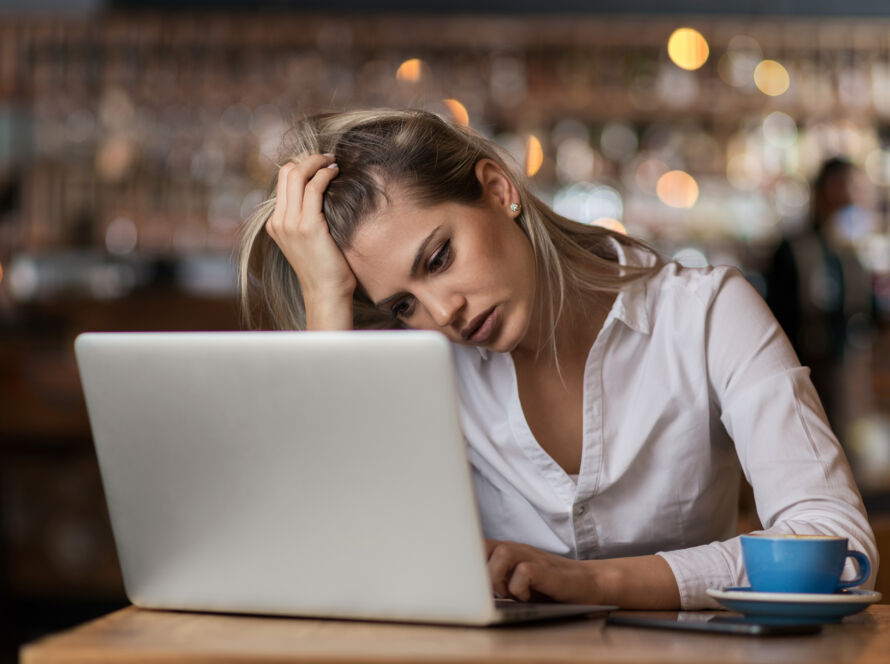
[425,291,464,328]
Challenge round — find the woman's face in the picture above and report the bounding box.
[343,163,537,353]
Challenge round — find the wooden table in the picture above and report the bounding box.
[20,605,890,664]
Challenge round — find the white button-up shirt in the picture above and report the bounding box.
[451,260,877,609]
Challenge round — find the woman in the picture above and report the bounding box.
[239,109,877,609]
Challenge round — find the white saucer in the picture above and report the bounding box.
[708,587,883,604]
[706,587,882,623]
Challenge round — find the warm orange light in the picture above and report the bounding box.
[754,60,790,96]
[667,28,709,71]
[525,135,543,177]
[656,170,699,208]
[592,218,627,234]
[96,136,136,182]
[0,261,3,285]
[443,99,469,126]
[396,58,423,83]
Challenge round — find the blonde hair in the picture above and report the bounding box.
[238,108,661,353]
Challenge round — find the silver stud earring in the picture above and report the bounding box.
[510,202,521,213]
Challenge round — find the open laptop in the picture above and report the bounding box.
[74,330,614,626]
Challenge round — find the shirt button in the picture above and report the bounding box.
[574,505,585,516]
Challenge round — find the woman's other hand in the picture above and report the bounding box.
[484,539,681,608]
[485,539,598,603]
[265,154,356,329]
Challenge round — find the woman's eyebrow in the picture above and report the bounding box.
[373,225,442,309]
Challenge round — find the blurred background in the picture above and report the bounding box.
[3,0,890,659]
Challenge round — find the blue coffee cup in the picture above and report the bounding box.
[740,534,871,594]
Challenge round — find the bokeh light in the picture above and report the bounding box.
[8,256,38,300]
[551,118,589,145]
[838,67,871,111]
[667,28,709,71]
[865,148,890,186]
[0,261,3,286]
[656,170,699,208]
[443,98,469,126]
[834,203,875,242]
[754,60,791,96]
[718,35,762,89]
[592,218,627,234]
[553,183,623,224]
[525,135,544,177]
[98,88,135,129]
[656,66,700,108]
[96,136,137,183]
[634,157,670,194]
[105,217,138,255]
[556,137,596,183]
[848,414,890,490]
[396,58,423,83]
[762,111,797,148]
[858,233,890,273]
[600,123,639,161]
[774,175,810,217]
[726,153,763,191]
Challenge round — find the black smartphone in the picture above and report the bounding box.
[606,612,822,636]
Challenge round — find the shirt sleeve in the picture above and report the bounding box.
[655,267,878,609]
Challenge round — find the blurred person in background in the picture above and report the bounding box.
[766,157,875,442]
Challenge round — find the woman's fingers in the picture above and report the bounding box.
[486,541,516,598]
[267,154,335,240]
[266,161,294,240]
[301,161,339,222]
[486,540,591,604]
[507,562,535,602]
[490,546,539,601]
[284,154,335,227]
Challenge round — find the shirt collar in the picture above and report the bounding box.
[607,282,652,336]
[602,240,653,336]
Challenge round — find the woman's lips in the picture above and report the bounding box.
[462,306,498,344]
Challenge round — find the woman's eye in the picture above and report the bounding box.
[427,240,451,273]
[391,299,414,319]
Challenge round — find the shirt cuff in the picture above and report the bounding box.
[656,543,742,609]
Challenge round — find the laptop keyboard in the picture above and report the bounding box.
[495,598,559,619]
[493,598,612,623]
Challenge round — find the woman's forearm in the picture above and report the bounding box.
[586,554,680,609]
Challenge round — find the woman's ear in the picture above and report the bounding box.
[474,159,519,213]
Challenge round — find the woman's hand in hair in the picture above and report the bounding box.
[266,154,356,329]
[485,539,680,609]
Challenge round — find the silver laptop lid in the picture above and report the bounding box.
[75,331,497,624]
